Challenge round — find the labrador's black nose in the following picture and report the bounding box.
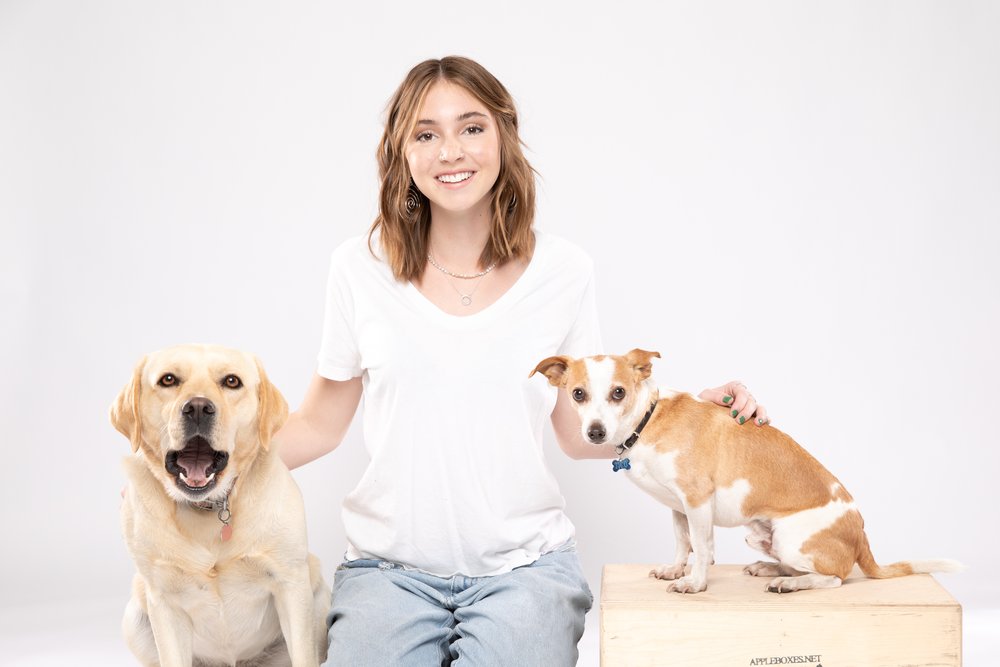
[587,422,607,443]
[182,397,216,426]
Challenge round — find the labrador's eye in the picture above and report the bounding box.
[572,388,587,402]
[157,373,178,387]
[222,375,243,389]
[611,387,626,401]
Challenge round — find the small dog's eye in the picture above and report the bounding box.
[572,388,586,402]
[611,387,626,401]
[157,374,178,387]
[222,375,243,389]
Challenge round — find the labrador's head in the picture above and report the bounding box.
[110,344,287,502]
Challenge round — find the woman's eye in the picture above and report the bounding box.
[464,124,484,135]
[222,375,243,389]
[572,388,586,402]
[157,374,178,387]
[415,132,435,143]
[612,387,626,401]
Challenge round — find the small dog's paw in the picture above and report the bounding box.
[766,576,801,594]
[744,561,783,578]
[650,564,686,580]
[666,576,707,594]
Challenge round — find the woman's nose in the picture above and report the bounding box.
[438,134,465,162]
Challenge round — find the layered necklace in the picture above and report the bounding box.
[427,252,497,307]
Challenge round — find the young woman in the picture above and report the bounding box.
[277,56,768,666]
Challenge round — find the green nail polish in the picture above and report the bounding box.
[731,410,738,418]
[723,395,733,404]
[739,416,746,425]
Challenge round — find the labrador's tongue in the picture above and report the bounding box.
[177,441,214,487]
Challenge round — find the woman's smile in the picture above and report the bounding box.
[435,170,476,186]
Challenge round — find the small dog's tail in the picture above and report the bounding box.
[856,532,963,579]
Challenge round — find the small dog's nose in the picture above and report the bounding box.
[587,422,607,443]
[182,397,216,425]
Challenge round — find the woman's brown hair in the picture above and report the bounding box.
[368,56,536,281]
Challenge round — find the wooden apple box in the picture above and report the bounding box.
[601,564,961,666]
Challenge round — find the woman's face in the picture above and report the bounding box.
[405,80,501,219]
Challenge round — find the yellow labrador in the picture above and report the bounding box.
[111,344,329,667]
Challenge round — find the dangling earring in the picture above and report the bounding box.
[405,182,421,214]
[507,194,518,212]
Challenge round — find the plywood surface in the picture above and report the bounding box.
[602,564,960,610]
[601,564,962,667]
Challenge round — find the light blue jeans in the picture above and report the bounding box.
[322,545,593,666]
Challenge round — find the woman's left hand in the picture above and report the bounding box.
[698,381,770,427]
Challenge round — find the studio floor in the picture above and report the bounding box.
[1,598,997,666]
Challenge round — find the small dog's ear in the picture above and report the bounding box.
[255,358,288,451]
[626,349,660,381]
[110,355,146,452]
[530,356,572,387]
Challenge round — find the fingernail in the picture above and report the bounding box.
[723,395,733,404]
[731,410,738,418]
[739,416,746,425]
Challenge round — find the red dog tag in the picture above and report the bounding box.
[221,524,233,542]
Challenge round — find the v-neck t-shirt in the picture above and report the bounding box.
[317,230,602,577]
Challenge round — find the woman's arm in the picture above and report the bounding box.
[551,390,617,460]
[277,373,364,470]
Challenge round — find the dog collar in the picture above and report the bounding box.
[188,496,226,512]
[616,400,658,454]
[612,400,658,473]
[186,479,236,541]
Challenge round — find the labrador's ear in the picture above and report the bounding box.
[255,358,288,451]
[110,356,146,452]
[625,349,660,381]
[530,355,572,387]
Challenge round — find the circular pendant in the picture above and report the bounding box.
[461,295,472,306]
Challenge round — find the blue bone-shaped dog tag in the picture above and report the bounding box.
[612,458,631,472]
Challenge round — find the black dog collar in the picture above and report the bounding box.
[615,400,658,456]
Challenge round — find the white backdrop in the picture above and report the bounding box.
[2,0,998,662]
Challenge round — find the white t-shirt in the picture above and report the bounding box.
[317,230,602,577]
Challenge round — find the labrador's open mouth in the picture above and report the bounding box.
[165,436,229,496]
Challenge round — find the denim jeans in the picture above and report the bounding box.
[321,545,593,666]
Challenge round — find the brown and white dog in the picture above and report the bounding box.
[111,344,329,666]
[532,349,960,594]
